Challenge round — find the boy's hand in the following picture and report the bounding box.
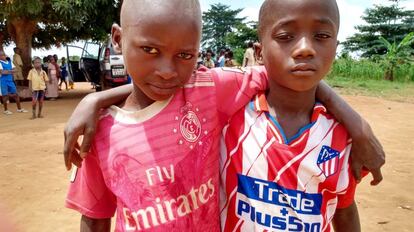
[64,95,100,170]
[350,120,385,186]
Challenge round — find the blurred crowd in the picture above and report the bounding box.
[197,41,263,70]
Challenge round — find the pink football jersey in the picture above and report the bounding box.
[66,67,268,231]
[220,93,357,232]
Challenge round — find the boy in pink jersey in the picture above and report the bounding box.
[220,0,367,231]
[65,1,272,231]
[64,0,384,231]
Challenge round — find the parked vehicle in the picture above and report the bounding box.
[66,38,128,91]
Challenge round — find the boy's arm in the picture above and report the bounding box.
[332,201,360,232]
[63,84,133,170]
[80,216,111,232]
[316,81,385,185]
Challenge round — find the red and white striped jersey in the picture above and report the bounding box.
[220,92,356,232]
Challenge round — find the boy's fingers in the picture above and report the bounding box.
[80,127,95,158]
[71,150,83,168]
[369,168,383,186]
[64,128,80,170]
[351,161,362,184]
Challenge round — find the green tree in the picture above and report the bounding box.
[342,0,414,57]
[202,3,245,51]
[225,21,258,63]
[379,32,414,81]
[0,0,120,78]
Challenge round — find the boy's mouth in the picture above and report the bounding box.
[148,84,179,95]
[291,64,317,76]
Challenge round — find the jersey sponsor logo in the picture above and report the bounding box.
[235,175,323,231]
[317,145,340,177]
[180,102,202,143]
[237,175,322,215]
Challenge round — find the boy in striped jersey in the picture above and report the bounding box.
[63,0,384,231]
[220,0,365,231]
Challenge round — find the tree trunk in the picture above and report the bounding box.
[8,18,37,85]
[0,33,4,52]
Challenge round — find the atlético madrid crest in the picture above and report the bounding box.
[317,145,340,177]
[180,102,201,143]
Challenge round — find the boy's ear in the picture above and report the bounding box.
[111,23,123,54]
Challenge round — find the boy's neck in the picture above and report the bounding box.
[266,82,317,140]
[122,84,156,111]
[35,67,42,71]
[267,83,316,114]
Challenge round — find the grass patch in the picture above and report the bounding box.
[326,76,414,103]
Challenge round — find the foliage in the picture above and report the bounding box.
[326,75,414,103]
[225,21,258,64]
[0,0,120,48]
[342,1,414,57]
[328,56,414,82]
[202,3,245,51]
[378,32,414,81]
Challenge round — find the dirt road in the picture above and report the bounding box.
[0,83,412,231]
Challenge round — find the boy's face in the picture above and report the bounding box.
[0,52,6,61]
[113,2,201,102]
[33,59,42,68]
[261,0,339,92]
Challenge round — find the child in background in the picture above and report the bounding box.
[220,0,367,231]
[59,57,69,91]
[63,0,384,231]
[27,57,49,119]
[0,50,27,115]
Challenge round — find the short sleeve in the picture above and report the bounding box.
[336,163,369,209]
[336,172,356,209]
[65,146,117,219]
[212,67,268,126]
[27,70,33,81]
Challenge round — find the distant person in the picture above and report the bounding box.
[0,50,27,115]
[12,47,24,86]
[42,56,49,73]
[59,57,69,91]
[217,49,226,67]
[224,50,238,67]
[203,51,215,68]
[46,56,59,100]
[242,41,256,67]
[27,57,48,119]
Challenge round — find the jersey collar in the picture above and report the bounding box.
[249,92,328,145]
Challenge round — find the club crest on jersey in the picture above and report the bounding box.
[180,102,202,143]
[317,145,340,177]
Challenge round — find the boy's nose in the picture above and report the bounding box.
[155,61,178,80]
[292,37,316,59]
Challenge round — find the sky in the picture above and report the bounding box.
[4,0,414,58]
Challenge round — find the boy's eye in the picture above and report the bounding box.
[274,33,294,41]
[177,53,194,60]
[142,46,159,54]
[315,33,332,39]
